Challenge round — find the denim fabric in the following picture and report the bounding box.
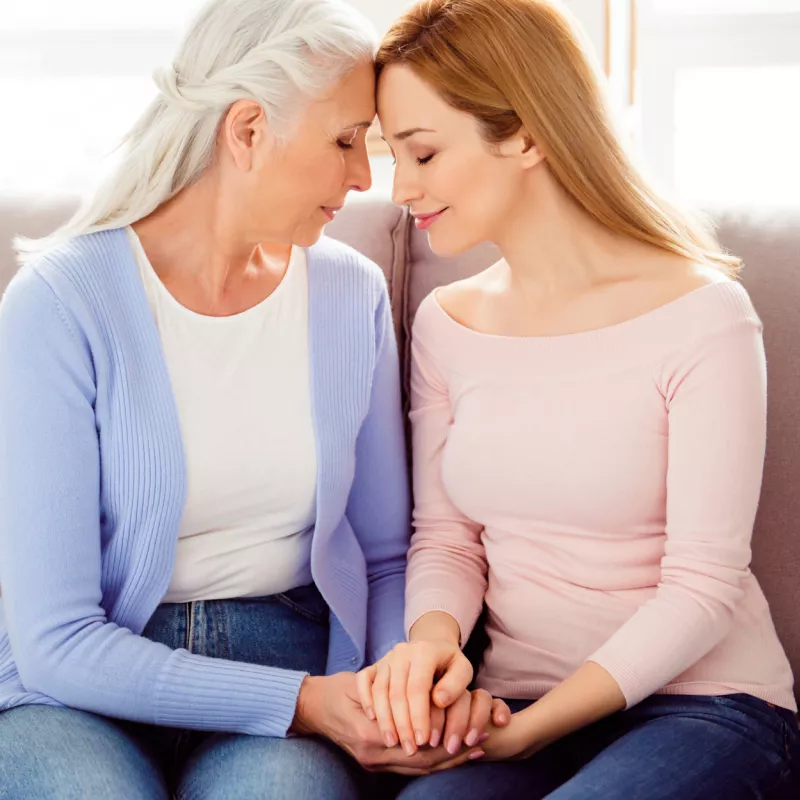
[397,694,800,800]
[0,585,364,799]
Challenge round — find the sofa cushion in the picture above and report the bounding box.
[713,208,800,694]
[0,196,78,295]
[325,194,408,347]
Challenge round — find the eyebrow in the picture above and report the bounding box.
[345,121,375,130]
[386,127,437,142]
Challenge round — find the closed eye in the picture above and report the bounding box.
[337,140,354,150]
[417,154,434,166]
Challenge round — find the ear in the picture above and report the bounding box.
[496,129,544,169]
[223,99,271,171]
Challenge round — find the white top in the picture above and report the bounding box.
[127,227,317,604]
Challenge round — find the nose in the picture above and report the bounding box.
[345,143,372,194]
[391,159,422,208]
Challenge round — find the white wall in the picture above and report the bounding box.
[562,0,607,66]
[347,0,608,64]
[346,0,414,36]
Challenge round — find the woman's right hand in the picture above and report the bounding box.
[356,632,491,755]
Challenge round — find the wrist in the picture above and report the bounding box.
[290,675,324,736]
[409,611,461,647]
[513,705,543,744]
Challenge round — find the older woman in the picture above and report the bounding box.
[0,1,499,798]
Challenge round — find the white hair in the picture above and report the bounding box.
[15,0,376,264]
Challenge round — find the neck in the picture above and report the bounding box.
[492,168,651,299]
[131,172,290,302]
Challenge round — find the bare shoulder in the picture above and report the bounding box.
[629,257,734,313]
[434,263,504,327]
[665,260,732,293]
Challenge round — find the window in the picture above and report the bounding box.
[4,2,797,206]
[0,2,202,30]
[654,0,800,15]
[0,2,426,195]
[0,2,199,194]
[673,66,799,206]
[637,0,800,206]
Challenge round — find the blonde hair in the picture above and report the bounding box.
[376,0,740,275]
[15,0,376,265]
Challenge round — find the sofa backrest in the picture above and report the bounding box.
[1,194,799,703]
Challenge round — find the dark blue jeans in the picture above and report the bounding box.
[0,585,367,799]
[397,695,800,799]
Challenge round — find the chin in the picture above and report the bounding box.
[291,222,326,248]
[427,229,484,258]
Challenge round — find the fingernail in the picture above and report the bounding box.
[403,740,416,757]
[429,728,441,748]
[498,713,508,724]
[415,729,426,747]
[436,691,450,705]
[464,728,479,747]
[384,731,397,748]
[366,707,375,721]
[446,734,461,755]
[468,749,485,760]
[479,732,489,742]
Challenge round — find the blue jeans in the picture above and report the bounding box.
[397,695,800,799]
[0,585,365,799]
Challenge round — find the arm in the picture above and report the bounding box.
[588,320,766,707]
[404,327,488,644]
[485,317,767,759]
[0,268,304,737]
[346,282,411,664]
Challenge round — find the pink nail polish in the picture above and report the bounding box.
[468,749,485,760]
[429,728,441,748]
[415,729,426,747]
[464,728,479,747]
[403,740,415,757]
[384,731,397,748]
[447,734,460,755]
[479,732,490,743]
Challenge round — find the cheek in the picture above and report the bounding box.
[299,151,346,199]
[436,155,505,215]
[425,154,517,255]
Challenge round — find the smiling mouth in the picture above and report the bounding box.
[413,208,449,230]
[321,206,343,221]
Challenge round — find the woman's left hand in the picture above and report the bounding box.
[479,713,544,762]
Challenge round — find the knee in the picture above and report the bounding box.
[0,707,167,800]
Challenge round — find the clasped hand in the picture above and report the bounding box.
[292,670,498,775]
[356,639,511,761]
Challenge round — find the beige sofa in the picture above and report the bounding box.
[1,194,798,708]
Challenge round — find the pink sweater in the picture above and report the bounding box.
[405,281,796,712]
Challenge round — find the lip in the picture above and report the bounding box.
[412,207,448,231]
[321,205,343,221]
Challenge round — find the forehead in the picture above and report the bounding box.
[313,60,376,124]
[377,64,449,121]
